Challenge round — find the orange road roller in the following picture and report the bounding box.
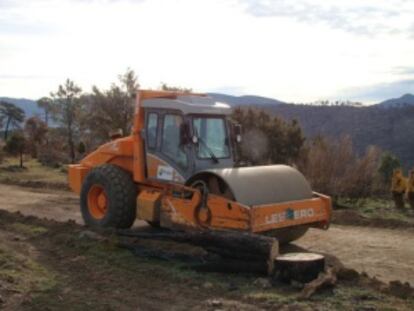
[68,90,331,244]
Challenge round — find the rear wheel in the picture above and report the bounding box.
[80,164,137,228]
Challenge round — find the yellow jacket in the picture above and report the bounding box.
[391,171,407,193]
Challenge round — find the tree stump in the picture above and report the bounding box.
[274,252,325,283]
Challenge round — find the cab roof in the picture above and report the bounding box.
[142,95,232,115]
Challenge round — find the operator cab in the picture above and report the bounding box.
[142,95,241,183]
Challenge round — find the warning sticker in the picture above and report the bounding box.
[157,165,174,181]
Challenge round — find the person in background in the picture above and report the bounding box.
[406,169,414,210]
[391,168,406,210]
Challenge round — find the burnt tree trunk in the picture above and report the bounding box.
[4,117,11,140]
[19,150,23,168]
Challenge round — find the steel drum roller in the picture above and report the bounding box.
[205,165,313,206]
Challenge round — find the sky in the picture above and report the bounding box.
[0,0,414,104]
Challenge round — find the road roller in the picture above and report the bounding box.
[68,90,331,244]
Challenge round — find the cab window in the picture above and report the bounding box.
[146,113,158,150]
[162,114,188,168]
[193,117,230,158]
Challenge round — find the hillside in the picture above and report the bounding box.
[209,93,414,169]
[378,94,414,107]
[265,104,414,169]
[208,93,286,106]
[0,97,41,118]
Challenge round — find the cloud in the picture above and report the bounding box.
[0,0,20,9]
[410,22,414,39]
[0,0,146,36]
[0,74,55,80]
[0,20,57,36]
[0,0,413,102]
[392,66,414,76]
[239,0,413,37]
[0,1,59,37]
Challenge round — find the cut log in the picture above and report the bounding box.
[274,252,325,283]
[119,240,272,275]
[118,242,207,263]
[118,229,279,275]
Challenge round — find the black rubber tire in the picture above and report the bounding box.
[80,164,137,228]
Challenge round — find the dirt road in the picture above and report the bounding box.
[0,183,413,284]
[0,184,82,223]
[297,226,414,284]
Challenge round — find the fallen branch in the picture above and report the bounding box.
[300,267,337,299]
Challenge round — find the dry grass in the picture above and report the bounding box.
[336,197,414,225]
[0,156,67,185]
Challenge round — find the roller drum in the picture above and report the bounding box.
[205,165,313,206]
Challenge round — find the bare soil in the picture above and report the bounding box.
[0,184,81,222]
[297,226,414,284]
[0,183,413,310]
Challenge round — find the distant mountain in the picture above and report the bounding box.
[377,93,414,107]
[208,93,286,107]
[264,103,414,169]
[0,97,42,119]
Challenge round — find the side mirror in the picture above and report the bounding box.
[179,122,190,145]
[234,124,242,143]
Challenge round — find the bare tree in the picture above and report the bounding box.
[82,68,139,144]
[5,131,26,168]
[24,116,48,157]
[36,97,55,126]
[51,79,82,163]
[299,135,383,200]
